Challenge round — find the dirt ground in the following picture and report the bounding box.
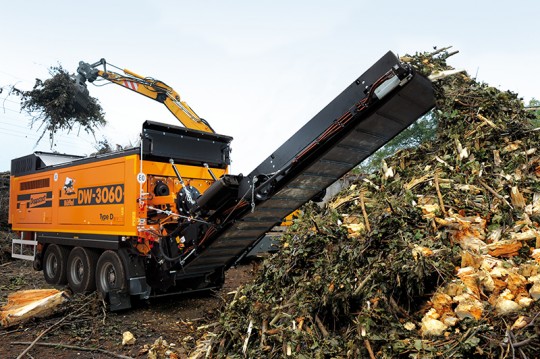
[0,250,258,359]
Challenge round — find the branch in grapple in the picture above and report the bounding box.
[14,65,106,145]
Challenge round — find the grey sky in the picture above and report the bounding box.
[1,1,538,173]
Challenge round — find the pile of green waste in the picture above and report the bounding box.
[192,48,540,358]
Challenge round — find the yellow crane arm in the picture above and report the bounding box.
[76,59,215,133]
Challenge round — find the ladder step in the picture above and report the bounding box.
[11,237,37,261]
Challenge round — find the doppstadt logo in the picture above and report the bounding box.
[17,192,52,208]
[17,191,52,208]
[29,193,48,208]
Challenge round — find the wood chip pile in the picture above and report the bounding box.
[191,49,540,358]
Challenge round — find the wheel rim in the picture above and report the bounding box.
[99,262,117,291]
[70,257,84,285]
[45,253,58,278]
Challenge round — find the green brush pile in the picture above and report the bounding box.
[193,48,540,358]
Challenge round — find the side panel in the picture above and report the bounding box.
[10,155,140,236]
[57,160,127,226]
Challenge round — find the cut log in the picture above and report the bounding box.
[0,289,67,327]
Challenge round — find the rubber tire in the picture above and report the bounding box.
[95,250,127,298]
[43,244,70,285]
[67,247,99,294]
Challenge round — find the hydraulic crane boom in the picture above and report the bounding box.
[76,59,215,133]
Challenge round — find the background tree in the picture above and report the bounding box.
[356,111,438,173]
[0,172,9,231]
[528,98,540,127]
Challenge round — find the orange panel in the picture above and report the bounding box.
[10,155,140,236]
[9,154,227,239]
